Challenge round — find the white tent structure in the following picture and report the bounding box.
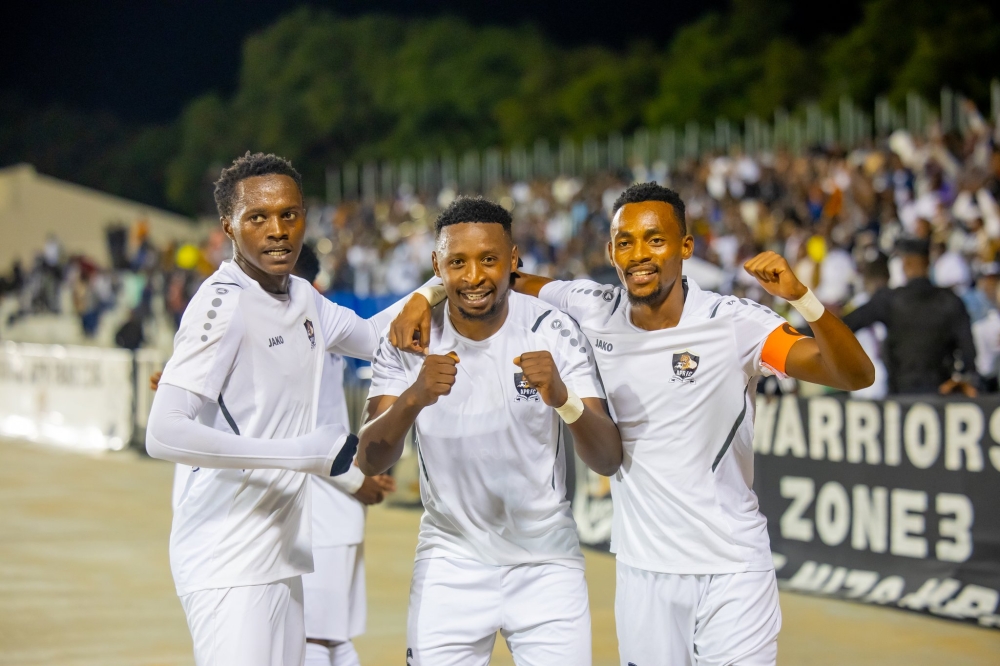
[0,163,205,269]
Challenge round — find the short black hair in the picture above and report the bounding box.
[214,151,303,218]
[435,196,512,237]
[612,182,687,235]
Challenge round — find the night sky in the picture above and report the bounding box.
[2,1,861,124]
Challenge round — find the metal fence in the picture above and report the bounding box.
[325,83,1000,203]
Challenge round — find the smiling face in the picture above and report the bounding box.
[608,200,694,307]
[432,222,518,322]
[221,174,305,288]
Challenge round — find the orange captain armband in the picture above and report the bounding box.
[760,323,806,375]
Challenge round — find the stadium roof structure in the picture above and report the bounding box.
[0,164,206,270]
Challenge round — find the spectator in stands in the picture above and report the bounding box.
[846,254,891,399]
[963,261,1000,324]
[843,237,978,396]
[114,307,145,351]
[971,262,1000,392]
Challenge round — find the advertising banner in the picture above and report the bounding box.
[754,394,1000,628]
[571,394,1000,628]
[0,341,134,451]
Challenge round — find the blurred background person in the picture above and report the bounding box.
[843,237,978,395]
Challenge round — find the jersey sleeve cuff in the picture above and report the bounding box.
[366,381,408,400]
[156,376,219,403]
[568,378,606,400]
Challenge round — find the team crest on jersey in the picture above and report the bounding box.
[513,372,540,402]
[671,351,700,384]
[303,318,316,349]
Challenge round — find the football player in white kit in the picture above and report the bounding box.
[391,184,874,665]
[357,198,623,666]
[146,152,421,666]
[294,244,396,666]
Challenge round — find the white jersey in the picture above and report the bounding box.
[368,292,604,569]
[312,353,366,547]
[161,261,378,595]
[539,277,785,575]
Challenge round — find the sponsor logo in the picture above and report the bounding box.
[595,339,613,352]
[267,335,284,348]
[550,319,563,330]
[215,287,229,295]
[671,351,699,383]
[304,318,316,348]
[603,291,615,302]
[513,372,540,402]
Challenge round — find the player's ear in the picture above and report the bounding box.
[510,244,519,272]
[606,240,614,265]
[431,251,440,278]
[680,234,695,261]
[221,217,235,241]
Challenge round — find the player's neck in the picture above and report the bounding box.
[628,277,686,331]
[234,254,290,295]
[447,294,510,342]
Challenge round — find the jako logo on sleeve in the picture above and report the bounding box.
[595,339,614,352]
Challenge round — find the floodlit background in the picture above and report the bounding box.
[2,1,1000,663]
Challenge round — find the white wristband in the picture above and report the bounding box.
[789,288,825,323]
[554,391,585,424]
[414,285,447,306]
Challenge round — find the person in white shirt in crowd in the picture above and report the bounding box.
[845,253,891,400]
[393,183,874,666]
[970,262,1000,392]
[963,260,1000,324]
[145,152,425,666]
[293,243,397,666]
[358,197,623,666]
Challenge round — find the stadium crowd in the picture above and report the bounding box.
[4,101,1000,397]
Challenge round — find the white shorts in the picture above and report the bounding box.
[179,576,305,666]
[302,544,366,642]
[616,562,781,666]
[407,558,591,666]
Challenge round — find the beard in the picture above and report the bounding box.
[627,283,665,307]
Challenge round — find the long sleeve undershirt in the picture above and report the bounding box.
[146,384,354,476]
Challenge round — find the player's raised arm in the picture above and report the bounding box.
[357,352,459,475]
[514,351,622,476]
[314,278,447,361]
[510,271,553,298]
[743,251,875,391]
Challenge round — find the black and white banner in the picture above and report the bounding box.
[754,395,1000,628]
[572,394,1000,628]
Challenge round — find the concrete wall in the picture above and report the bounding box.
[0,164,210,269]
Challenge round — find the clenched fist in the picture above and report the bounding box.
[407,352,459,407]
[513,351,568,408]
[743,251,809,301]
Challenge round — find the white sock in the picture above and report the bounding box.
[331,640,361,666]
[305,641,332,666]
